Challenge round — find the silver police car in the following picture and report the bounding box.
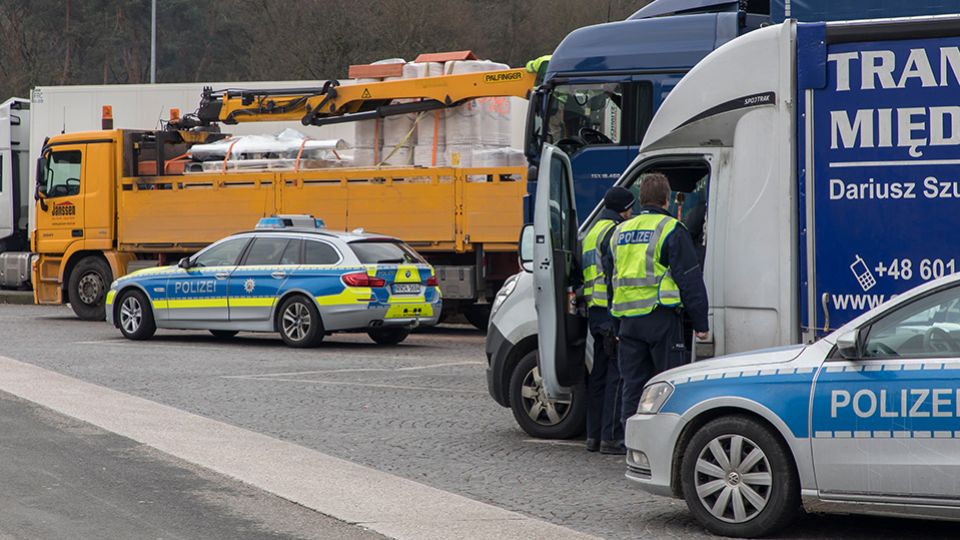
[106,216,441,347]
[626,273,960,537]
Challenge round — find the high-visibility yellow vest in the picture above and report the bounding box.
[581,218,616,309]
[609,213,683,317]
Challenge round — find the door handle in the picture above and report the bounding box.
[215,272,229,280]
[271,271,287,279]
[820,292,831,334]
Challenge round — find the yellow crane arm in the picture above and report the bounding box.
[193,68,535,127]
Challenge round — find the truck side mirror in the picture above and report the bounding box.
[518,224,534,272]
[178,257,192,269]
[835,329,860,359]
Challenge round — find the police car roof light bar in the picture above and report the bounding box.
[255,215,325,229]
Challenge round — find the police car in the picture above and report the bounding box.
[625,273,960,537]
[105,216,441,347]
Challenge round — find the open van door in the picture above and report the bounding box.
[532,144,587,399]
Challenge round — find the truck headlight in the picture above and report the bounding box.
[637,382,673,414]
[491,274,519,316]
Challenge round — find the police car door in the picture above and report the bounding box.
[533,144,587,399]
[167,236,248,322]
[810,282,960,499]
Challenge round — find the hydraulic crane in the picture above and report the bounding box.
[179,67,536,128]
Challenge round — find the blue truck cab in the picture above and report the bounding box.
[523,0,769,223]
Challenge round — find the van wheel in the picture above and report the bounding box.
[680,415,800,538]
[68,257,113,321]
[276,295,324,347]
[368,327,410,345]
[117,289,156,341]
[508,350,585,439]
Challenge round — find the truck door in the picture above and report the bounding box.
[533,144,587,399]
[35,145,85,254]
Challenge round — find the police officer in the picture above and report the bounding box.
[607,173,709,446]
[582,186,635,453]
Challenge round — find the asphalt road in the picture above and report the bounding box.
[0,304,958,539]
[0,389,381,540]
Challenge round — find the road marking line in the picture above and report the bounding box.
[0,355,595,540]
[225,376,487,395]
[224,361,484,378]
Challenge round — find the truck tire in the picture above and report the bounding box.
[68,257,113,321]
[116,289,156,341]
[464,303,491,331]
[680,415,800,538]
[508,350,585,439]
[367,327,410,345]
[276,295,324,348]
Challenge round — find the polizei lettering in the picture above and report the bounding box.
[827,46,960,157]
[174,280,216,294]
[831,388,960,418]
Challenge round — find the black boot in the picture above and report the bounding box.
[600,440,626,455]
[585,438,600,452]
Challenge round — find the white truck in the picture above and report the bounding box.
[489,15,960,437]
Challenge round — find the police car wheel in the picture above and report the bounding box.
[508,350,586,439]
[68,256,113,321]
[680,415,800,538]
[116,289,156,341]
[367,327,410,345]
[276,296,324,348]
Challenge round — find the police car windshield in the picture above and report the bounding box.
[350,241,424,265]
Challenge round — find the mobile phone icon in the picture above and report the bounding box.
[850,255,876,292]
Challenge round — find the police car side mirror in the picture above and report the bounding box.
[178,257,192,270]
[518,224,534,272]
[836,329,860,360]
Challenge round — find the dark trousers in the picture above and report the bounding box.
[618,307,688,425]
[586,322,622,442]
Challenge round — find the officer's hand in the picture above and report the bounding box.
[695,331,709,341]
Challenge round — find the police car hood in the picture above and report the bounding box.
[650,344,807,385]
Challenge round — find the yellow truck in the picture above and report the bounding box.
[32,65,536,325]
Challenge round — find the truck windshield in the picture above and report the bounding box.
[545,83,623,146]
[350,241,425,265]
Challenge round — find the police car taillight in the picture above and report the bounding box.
[426,276,439,287]
[342,272,386,287]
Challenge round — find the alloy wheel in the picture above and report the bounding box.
[119,296,142,334]
[519,365,572,425]
[694,434,773,523]
[281,302,311,343]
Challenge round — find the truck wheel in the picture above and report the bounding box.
[680,415,800,538]
[508,350,585,439]
[464,303,491,331]
[68,257,113,321]
[367,327,410,345]
[276,295,324,348]
[116,289,156,341]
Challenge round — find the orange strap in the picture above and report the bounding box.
[163,152,191,173]
[294,139,309,171]
[431,110,439,166]
[222,139,240,173]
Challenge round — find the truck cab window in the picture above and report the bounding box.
[42,151,82,198]
[546,84,623,153]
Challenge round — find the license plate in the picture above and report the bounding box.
[392,283,421,295]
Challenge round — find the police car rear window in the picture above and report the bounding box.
[350,241,424,265]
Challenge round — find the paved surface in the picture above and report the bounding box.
[1,304,959,539]
[0,390,381,540]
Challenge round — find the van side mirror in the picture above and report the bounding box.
[178,257,192,269]
[836,329,860,359]
[518,224,534,272]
